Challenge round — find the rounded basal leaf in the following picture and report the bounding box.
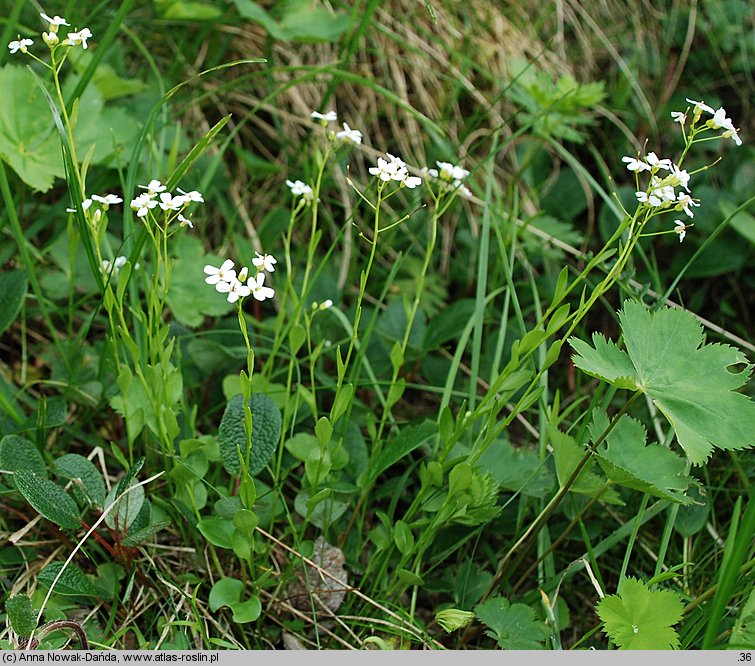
[38,561,96,596]
[0,270,28,336]
[218,393,282,476]
[5,594,37,636]
[55,453,106,508]
[0,435,47,483]
[104,480,145,531]
[13,469,81,530]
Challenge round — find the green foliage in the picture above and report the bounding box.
[13,469,81,530]
[597,577,684,650]
[0,435,47,482]
[37,561,97,597]
[231,0,351,43]
[208,577,262,623]
[589,410,696,504]
[0,270,27,336]
[5,594,37,636]
[475,596,550,649]
[730,587,755,648]
[218,393,282,476]
[571,300,755,464]
[55,453,106,509]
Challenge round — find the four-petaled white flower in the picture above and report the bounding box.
[669,165,691,192]
[336,122,362,144]
[645,152,672,171]
[676,193,700,218]
[43,32,58,46]
[673,220,688,243]
[178,213,193,229]
[102,256,130,274]
[369,155,405,182]
[686,98,715,115]
[286,179,314,200]
[622,156,650,173]
[403,175,422,189]
[635,191,663,207]
[249,273,275,302]
[204,259,236,286]
[40,13,69,31]
[139,179,166,196]
[177,188,204,202]
[252,252,277,273]
[8,38,33,54]
[91,193,123,208]
[130,193,158,218]
[64,27,92,49]
[311,110,337,123]
[158,192,186,211]
[216,278,250,304]
[671,111,686,124]
[435,161,470,181]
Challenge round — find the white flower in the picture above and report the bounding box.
[158,192,186,211]
[336,122,362,144]
[645,152,672,171]
[249,273,275,302]
[130,193,158,218]
[673,220,687,243]
[320,299,333,310]
[686,98,715,115]
[204,259,236,286]
[671,111,686,124]
[139,179,166,196]
[43,32,58,46]
[8,38,33,54]
[101,255,128,274]
[436,161,469,181]
[237,266,249,283]
[403,175,423,189]
[635,191,663,207]
[622,156,650,173]
[369,155,405,182]
[709,108,742,146]
[668,165,691,192]
[177,188,204,203]
[64,27,92,49]
[286,179,314,200]
[311,110,337,123]
[40,13,69,31]
[91,193,123,208]
[216,278,250,303]
[178,213,193,229]
[252,252,277,273]
[676,193,700,218]
[455,182,473,199]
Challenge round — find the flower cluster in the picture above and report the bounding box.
[369,153,422,189]
[66,192,123,225]
[129,180,202,228]
[101,255,139,274]
[421,160,472,199]
[286,179,314,202]
[310,110,363,145]
[204,252,277,304]
[685,98,742,146]
[7,13,93,55]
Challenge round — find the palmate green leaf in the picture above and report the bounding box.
[597,577,683,649]
[571,300,755,465]
[0,65,64,191]
[589,410,695,504]
[474,596,549,650]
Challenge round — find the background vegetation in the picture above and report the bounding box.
[0,0,753,651]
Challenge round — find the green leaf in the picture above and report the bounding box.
[165,235,235,327]
[0,65,64,191]
[475,596,549,650]
[572,300,755,465]
[0,270,27,336]
[548,426,622,504]
[423,299,476,351]
[104,479,145,532]
[121,521,170,546]
[360,420,437,488]
[597,577,683,649]
[38,561,97,596]
[589,410,695,504]
[14,469,81,529]
[569,333,637,390]
[198,517,235,549]
[54,453,106,508]
[730,587,755,647]
[5,594,37,636]
[232,596,262,623]
[209,577,243,612]
[218,393,282,476]
[0,435,47,482]
[393,520,415,555]
[476,438,554,498]
[675,485,710,537]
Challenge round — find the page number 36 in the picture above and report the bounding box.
[739,654,752,662]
